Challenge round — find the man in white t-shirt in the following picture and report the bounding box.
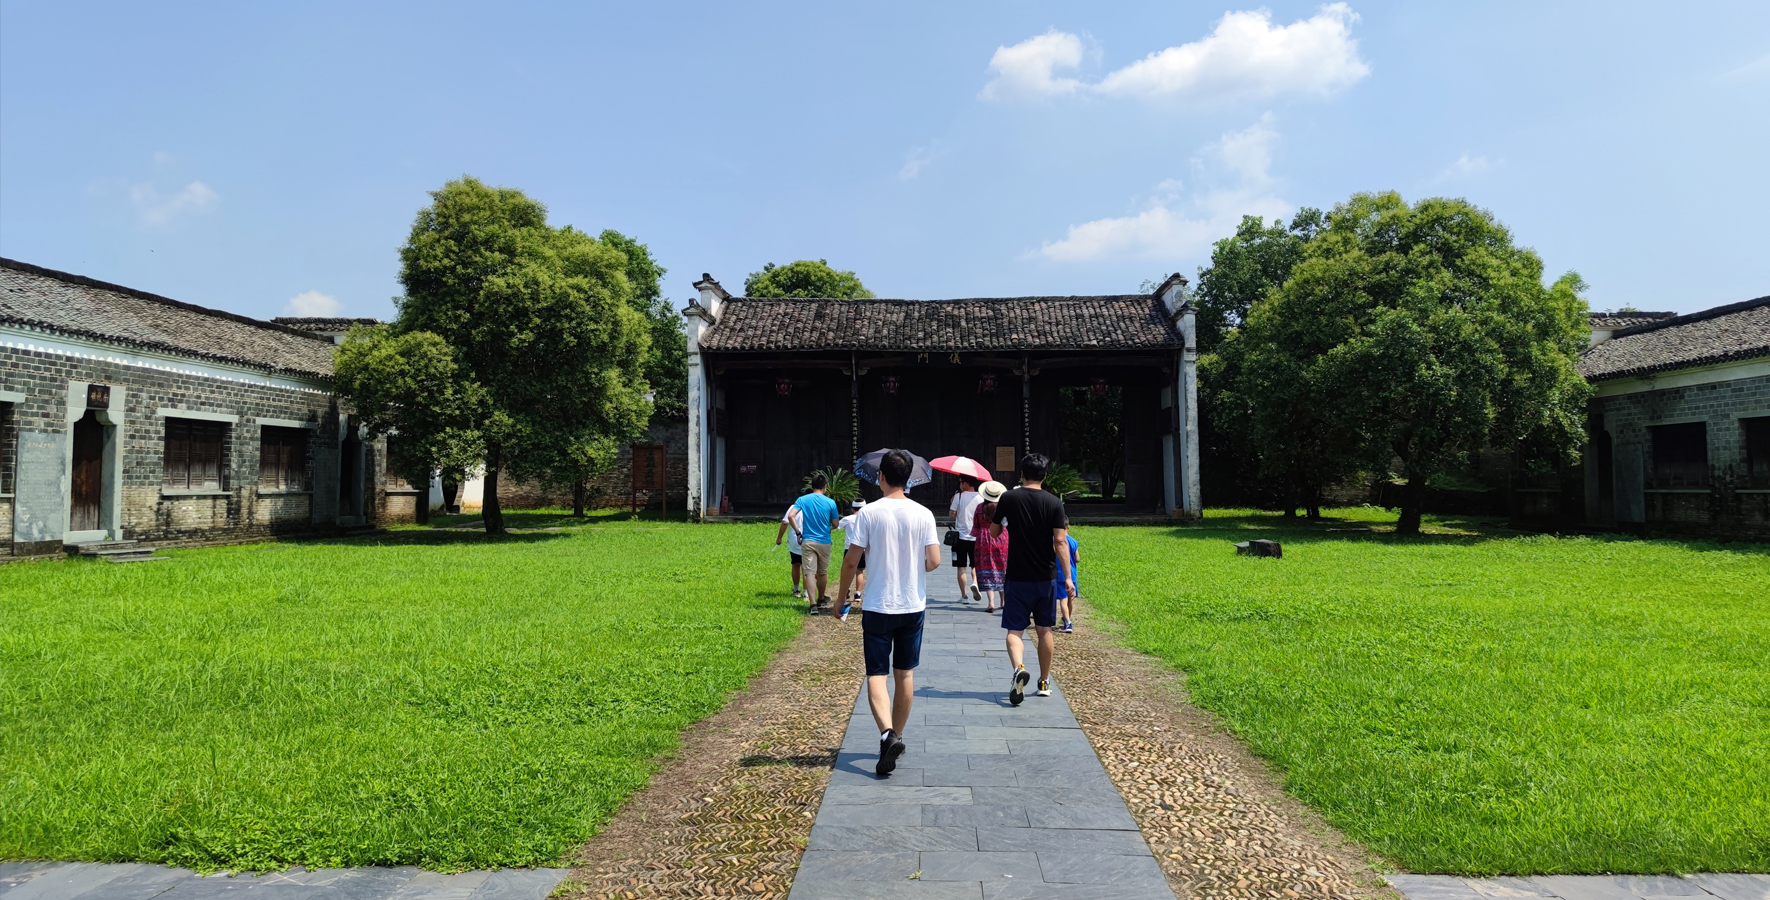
[835,449,939,777]
[948,477,982,603]
[774,495,806,599]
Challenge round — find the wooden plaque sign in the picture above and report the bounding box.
[631,444,666,491]
[995,446,1017,472]
[86,384,111,409]
[631,444,668,518]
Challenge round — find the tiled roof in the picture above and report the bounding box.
[1579,296,1770,381]
[697,295,1184,353]
[273,317,381,331]
[0,258,337,379]
[1588,312,1677,330]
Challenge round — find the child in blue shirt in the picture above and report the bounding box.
[1052,533,1079,633]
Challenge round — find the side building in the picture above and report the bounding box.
[0,259,416,558]
[1579,296,1770,538]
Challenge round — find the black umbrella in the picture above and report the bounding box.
[853,448,934,489]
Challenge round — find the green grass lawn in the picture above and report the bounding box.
[0,519,797,872]
[1078,510,1770,875]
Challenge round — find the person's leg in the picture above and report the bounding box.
[1005,628,1025,670]
[891,668,914,734]
[791,558,802,594]
[1035,625,1055,679]
[866,674,894,732]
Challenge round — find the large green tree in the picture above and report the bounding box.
[391,177,654,534]
[1192,210,1325,513]
[333,327,487,524]
[744,259,874,299]
[1237,192,1591,534]
[600,229,687,419]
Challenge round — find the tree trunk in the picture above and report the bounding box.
[441,475,459,513]
[1306,483,1321,520]
[1397,477,1425,536]
[483,446,506,535]
[572,479,587,518]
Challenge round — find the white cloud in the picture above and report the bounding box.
[283,290,342,317]
[1437,154,1498,181]
[983,5,1369,106]
[1726,52,1770,80]
[1036,118,1291,262]
[899,142,948,180]
[979,30,1085,101]
[129,180,218,226]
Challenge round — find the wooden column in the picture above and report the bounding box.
[1021,352,1031,455]
[850,350,859,466]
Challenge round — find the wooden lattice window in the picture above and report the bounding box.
[259,426,310,490]
[1648,421,1708,488]
[164,419,226,490]
[1744,417,1770,487]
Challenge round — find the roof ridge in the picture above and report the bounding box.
[0,257,336,345]
[1610,295,1770,338]
[729,294,1153,304]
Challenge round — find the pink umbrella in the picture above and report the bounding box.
[929,455,991,482]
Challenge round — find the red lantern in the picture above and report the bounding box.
[977,373,996,394]
[882,375,899,396]
[1090,377,1109,398]
[775,377,792,397]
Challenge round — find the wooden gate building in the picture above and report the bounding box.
[681,273,1201,519]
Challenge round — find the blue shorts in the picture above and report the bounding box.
[1002,581,1057,632]
[862,609,925,676]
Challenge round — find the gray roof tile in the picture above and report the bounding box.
[697,295,1183,353]
[1579,296,1770,381]
[0,259,337,379]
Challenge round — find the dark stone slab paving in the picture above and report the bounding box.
[787,576,1177,900]
[0,864,566,900]
[1387,874,1770,900]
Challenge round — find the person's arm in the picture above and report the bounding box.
[835,545,864,618]
[1055,526,1075,600]
[776,518,788,545]
[924,519,941,572]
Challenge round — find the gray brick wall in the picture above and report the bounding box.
[1,343,412,555]
[1592,370,1770,537]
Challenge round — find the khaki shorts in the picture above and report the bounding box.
[801,542,833,577]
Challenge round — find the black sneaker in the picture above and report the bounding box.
[1009,667,1030,706]
[876,733,906,777]
[1036,676,1052,697]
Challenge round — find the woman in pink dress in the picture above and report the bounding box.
[971,481,1008,613]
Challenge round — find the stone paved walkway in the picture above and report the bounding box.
[0,863,567,900]
[1388,875,1768,900]
[788,573,1177,900]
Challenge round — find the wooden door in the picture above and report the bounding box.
[71,410,104,532]
[338,435,360,516]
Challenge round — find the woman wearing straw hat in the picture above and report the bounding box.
[971,480,1008,613]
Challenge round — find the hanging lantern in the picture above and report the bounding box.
[775,376,792,397]
[977,373,997,394]
[882,375,899,396]
[1090,377,1110,398]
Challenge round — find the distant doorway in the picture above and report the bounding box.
[339,433,362,518]
[71,410,105,532]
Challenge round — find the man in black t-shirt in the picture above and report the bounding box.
[989,453,1074,707]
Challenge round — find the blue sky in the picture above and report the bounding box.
[2,1,1766,320]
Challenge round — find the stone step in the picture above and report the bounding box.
[108,555,170,563]
[93,547,158,559]
[66,540,139,554]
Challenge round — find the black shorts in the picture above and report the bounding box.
[1002,580,1057,632]
[856,551,867,572]
[790,551,803,565]
[952,538,976,568]
[862,609,925,675]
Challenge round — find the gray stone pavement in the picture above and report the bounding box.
[0,863,567,900]
[1388,875,1769,900]
[787,573,1176,900]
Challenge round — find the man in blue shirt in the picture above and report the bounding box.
[793,474,841,611]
